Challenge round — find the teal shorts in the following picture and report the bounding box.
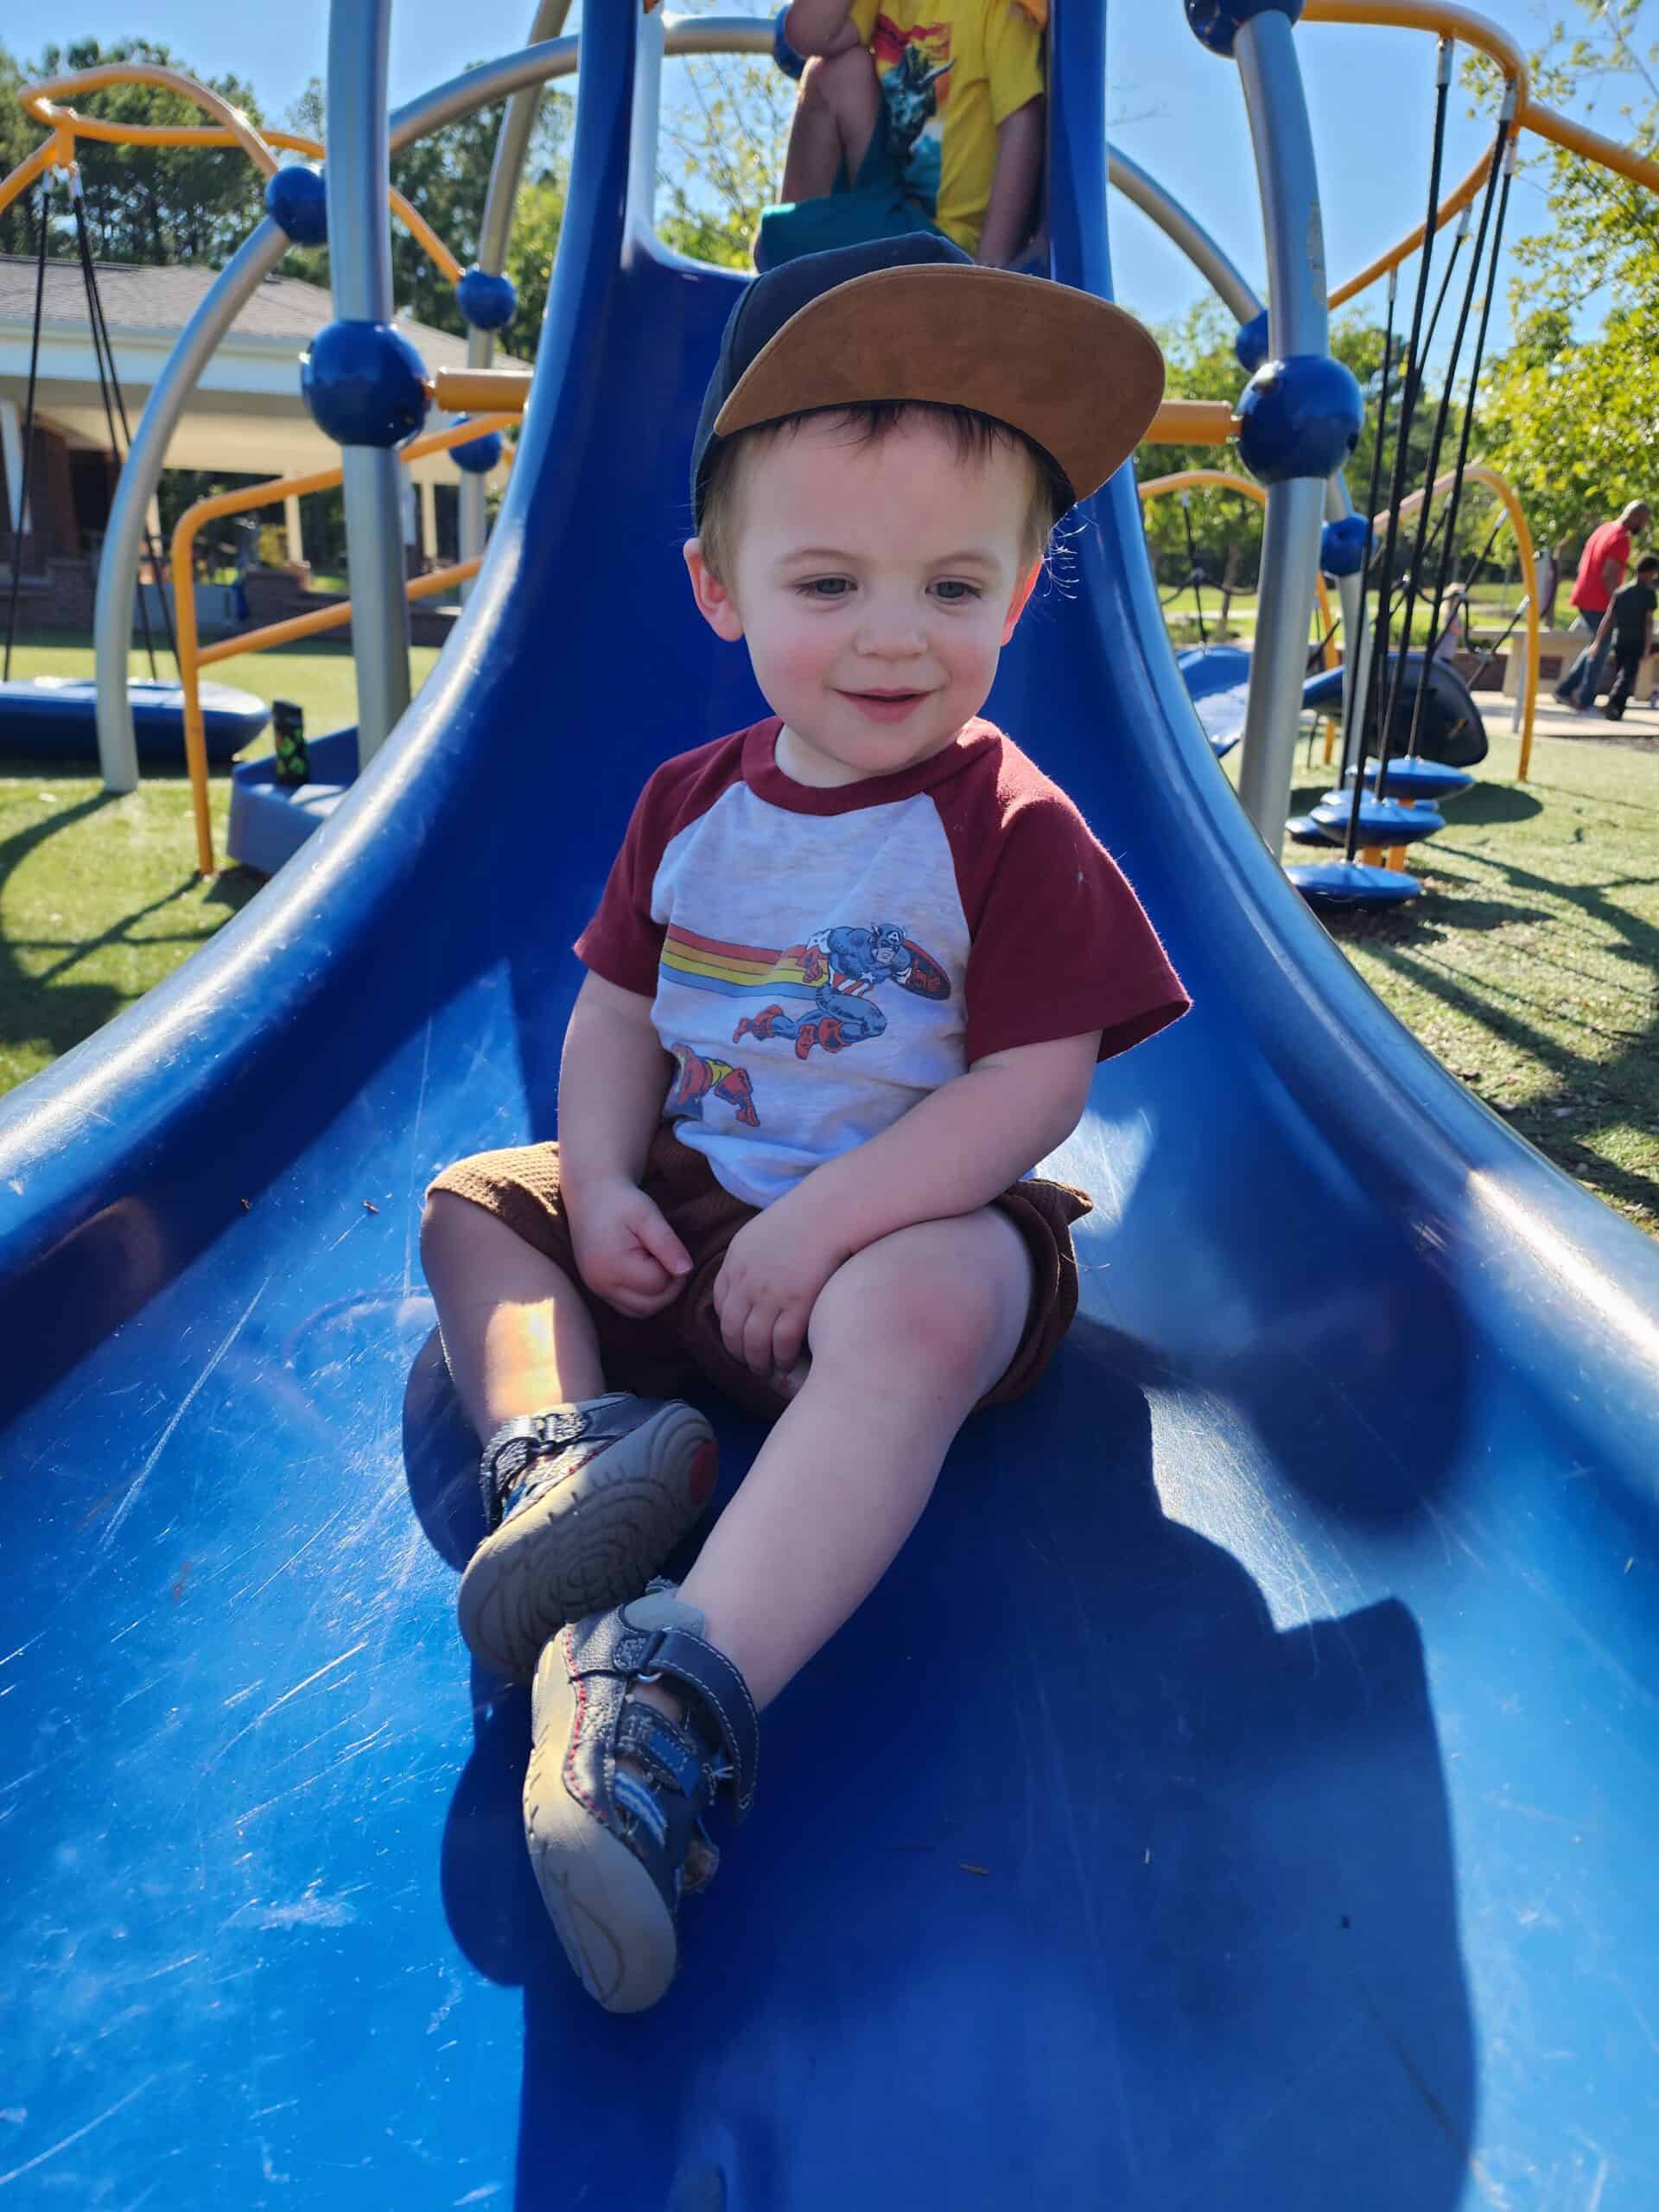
[754,128,948,271]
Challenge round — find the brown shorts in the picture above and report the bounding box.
[426,1125,1091,1422]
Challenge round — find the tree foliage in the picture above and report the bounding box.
[1473,1,1659,550]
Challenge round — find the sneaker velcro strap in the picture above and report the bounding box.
[614,1700,715,1810]
[634,1626,759,1819]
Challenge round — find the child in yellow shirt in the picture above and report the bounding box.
[760,1,1046,270]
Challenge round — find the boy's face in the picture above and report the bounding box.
[685,412,1040,787]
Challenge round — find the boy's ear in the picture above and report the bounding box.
[683,539,745,642]
[1001,558,1044,645]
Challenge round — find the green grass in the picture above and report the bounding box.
[2,633,1656,1243]
[0,632,437,1096]
[1267,723,1659,1235]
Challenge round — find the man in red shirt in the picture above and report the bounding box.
[1556,499,1650,709]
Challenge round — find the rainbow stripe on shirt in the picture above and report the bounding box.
[660,925,822,1004]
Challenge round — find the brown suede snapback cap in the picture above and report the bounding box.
[690,233,1166,525]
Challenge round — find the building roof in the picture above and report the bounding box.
[0,255,482,364]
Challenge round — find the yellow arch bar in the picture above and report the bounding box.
[1139,468,1338,666]
[1374,460,1539,779]
[1307,2,1659,305]
[2,65,462,284]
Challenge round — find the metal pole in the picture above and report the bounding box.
[1106,145,1262,322]
[326,0,410,765]
[457,1,575,594]
[1232,10,1331,855]
[94,219,288,791]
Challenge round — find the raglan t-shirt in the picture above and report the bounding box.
[850,1,1046,255]
[575,715,1188,1209]
[1572,521,1632,615]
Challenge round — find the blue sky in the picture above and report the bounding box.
[16,0,1624,351]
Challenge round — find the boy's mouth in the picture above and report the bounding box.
[838,688,931,723]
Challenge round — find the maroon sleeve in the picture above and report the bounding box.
[944,739,1190,1065]
[573,729,750,996]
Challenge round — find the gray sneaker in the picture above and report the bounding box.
[456,1395,716,1684]
[524,1583,758,2013]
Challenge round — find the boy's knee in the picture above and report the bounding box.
[419,1185,487,1265]
[809,1218,1028,1387]
[799,41,874,112]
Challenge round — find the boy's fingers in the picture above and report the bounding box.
[741,1302,779,1377]
[771,1308,805,1377]
[630,1204,693,1279]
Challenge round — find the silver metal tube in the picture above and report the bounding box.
[327,0,410,762]
[1106,146,1262,322]
[459,3,575,589]
[93,219,288,790]
[1232,10,1331,854]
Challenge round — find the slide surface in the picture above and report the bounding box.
[3,8,1656,2206]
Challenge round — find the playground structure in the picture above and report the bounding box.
[3,3,1659,2206]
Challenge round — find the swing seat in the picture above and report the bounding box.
[0,677,270,766]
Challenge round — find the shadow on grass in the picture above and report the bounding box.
[1321,845,1659,1224]
[0,772,262,1075]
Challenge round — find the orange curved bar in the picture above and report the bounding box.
[1327,142,1495,309]
[1522,100,1659,196]
[14,73,462,283]
[169,415,515,873]
[0,134,62,227]
[1137,468,1338,666]
[1301,0,1529,107]
[22,62,280,175]
[1375,461,1538,779]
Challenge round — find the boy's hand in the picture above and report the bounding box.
[569,1177,693,1318]
[713,1198,845,1382]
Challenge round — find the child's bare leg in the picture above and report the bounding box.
[780,42,882,205]
[677,1209,1033,1708]
[420,1191,603,1440]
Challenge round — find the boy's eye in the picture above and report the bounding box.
[797,577,852,599]
[932,579,982,603]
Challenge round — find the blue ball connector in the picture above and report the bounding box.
[1185,0,1304,57]
[265,162,328,247]
[1235,308,1270,375]
[1320,513,1370,578]
[1236,353,1363,484]
[450,430,503,475]
[455,266,517,333]
[301,320,429,448]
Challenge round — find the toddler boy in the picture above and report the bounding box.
[420,233,1186,2013]
[759,1,1046,269]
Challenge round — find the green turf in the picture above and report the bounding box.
[1270,724,1659,1235]
[0,632,438,1096]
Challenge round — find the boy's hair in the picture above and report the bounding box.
[696,401,1074,585]
[1637,554,1659,577]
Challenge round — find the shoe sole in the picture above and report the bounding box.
[457,1402,716,1685]
[524,1635,677,2013]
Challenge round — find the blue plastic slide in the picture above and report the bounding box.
[2,8,1656,2206]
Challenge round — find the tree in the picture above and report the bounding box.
[1472,2,1659,550]
[1135,302,1471,595]
[0,39,268,264]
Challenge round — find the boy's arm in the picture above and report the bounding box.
[1594,607,1616,653]
[976,96,1046,266]
[711,1033,1096,1379]
[558,972,693,1314]
[784,1,863,56]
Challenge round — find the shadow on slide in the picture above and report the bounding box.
[0,5,1656,2207]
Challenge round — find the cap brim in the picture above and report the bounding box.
[712,265,1166,506]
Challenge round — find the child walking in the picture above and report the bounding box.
[1599,553,1658,721]
[420,234,1187,2013]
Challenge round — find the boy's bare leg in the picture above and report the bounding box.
[779,43,883,205]
[420,1191,604,1439]
[677,1209,1033,1709]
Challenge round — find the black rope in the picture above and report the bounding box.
[1460,596,1529,691]
[3,176,52,683]
[1403,111,1517,763]
[1376,98,1509,774]
[1463,508,1508,590]
[1345,37,1454,863]
[1179,492,1209,647]
[69,170,180,673]
[1338,265,1398,861]
[1409,203,1471,408]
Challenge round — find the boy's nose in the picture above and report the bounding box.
[854,608,928,658]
